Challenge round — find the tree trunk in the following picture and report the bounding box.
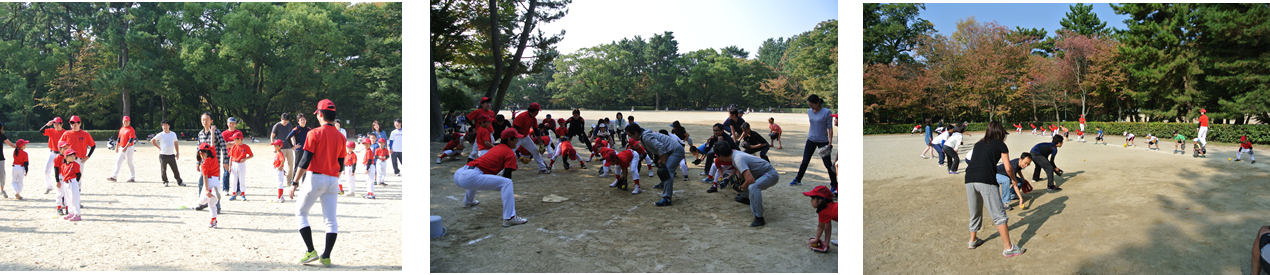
[494,0,538,107]
[485,0,504,111]
[432,56,443,142]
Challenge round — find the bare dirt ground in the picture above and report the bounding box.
[0,141,402,271]
[864,131,1270,274]
[429,110,839,272]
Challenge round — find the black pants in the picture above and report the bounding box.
[744,146,770,162]
[159,154,183,183]
[567,129,593,152]
[1031,153,1057,187]
[391,152,402,174]
[943,146,960,172]
[794,140,837,189]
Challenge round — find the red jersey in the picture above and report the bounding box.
[118,126,137,147]
[363,147,375,165]
[58,130,96,159]
[60,160,80,183]
[628,139,647,156]
[12,149,28,166]
[818,202,838,223]
[229,144,253,163]
[1079,117,1086,124]
[273,151,285,169]
[467,144,518,174]
[1242,140,1254,150]
[1030,124,1035,129]
[594,138,609,149]
[770,124,782,134]
[555,125,567,137]
[221,129,243,143]
[513,112,538,136]
[476,127,494,150]
[444,134,464,151]
[375,148,391,161]
[467,109,496,131]
[302,124,347,177]
[608,149,634,168]
[344,151,357,166]
[201,156,219,178]
[1199,113,1209,127]
[42,128,64,152]
[559,140,577,159]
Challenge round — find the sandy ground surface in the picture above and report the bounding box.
[0,141,402,271]
[429,110,840,272]
[864,131,1270,274]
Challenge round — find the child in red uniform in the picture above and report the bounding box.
[272,140,288,203]
[1235,135,1256,164]
[227,132,253,201]
[767,118,782,149]
[553,136,587,170]
[194,143,221,228]
[341,141,357,196]
[59,148,83,221]
[436,130,466,164]
[51,141,69,215]
[803,185,837,252]
[10,139,29,200]
[375,138,390,186]
[600,147,642,194]
[361,138,377,199]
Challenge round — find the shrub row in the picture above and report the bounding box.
[866,122,1270,144]
[4,129,251,143]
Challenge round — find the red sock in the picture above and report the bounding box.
[634,179,640,186]
[277,189,283,198]
[339,185,344,192]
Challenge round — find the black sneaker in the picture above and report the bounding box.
[692,159,702,165]
[1047,186,1062,191]
[750,217,765,227]
[177,181,187,187]
[653,184,664,189]
[654,198,672,206]
[195,204,207,211]
[706,186,718,193]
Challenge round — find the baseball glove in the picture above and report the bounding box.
[1019,179,1033,194]
[656,165,671,181]
[519,156,532,164]
[808,237,829,253]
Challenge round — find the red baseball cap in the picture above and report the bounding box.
[198,142,214,151]
[69,115,81,123]
[232,132,244,140]
[271,139,284,146]
[378,138,386,143]
[15,139,28,147]
[501,128,524,140]
[557,118,565,124]
[529,103,541,110]
[57,141,70,148]
[802,185,833,199]
[346,141,356,148]
[1201,109,1207,113]
[52,117,63,123]
[62,148,76,157]
[313,99,336,114]
[122,116,130,122]
[480,97,492,103]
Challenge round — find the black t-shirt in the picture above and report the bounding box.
[565,117,586,133]
[0,132,6,160]
[965,139,1008,184]
[493,120,512,137]
[742,130,769,149]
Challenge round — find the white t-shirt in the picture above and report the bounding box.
[931,132,950,146]
[390,129,403,152]
[151,131,179,155]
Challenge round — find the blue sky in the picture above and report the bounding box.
[535,0,837,58]
[922,3,1132,38]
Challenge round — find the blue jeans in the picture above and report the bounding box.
[934,143,945,164]
[659,149,685,199]
[996,174,1016,205]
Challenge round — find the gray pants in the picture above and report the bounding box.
[1030,152,1056,187]
[747,170,780,218]
[659,149,686,199]
[966,182,1008,232]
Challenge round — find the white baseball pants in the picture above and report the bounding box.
[516,137,547,170]
[1237,148,1256,161]
[453,166,516,219]
[111,145,135,179]
[65,179,81,215]
[609,151,640,181]
[365,163,377,194]
[296,172,339,233]
[198,176,221,219]
[342,165,356,194]
[12,165,24,195]
[229,162,247,195]
[377,159,388,183]
[44,151,57,191]
[1198,126,1209,147]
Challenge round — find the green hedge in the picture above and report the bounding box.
[867,122,1270,144]
[4,129,252,143]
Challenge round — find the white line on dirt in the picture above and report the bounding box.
[465,234,493,246]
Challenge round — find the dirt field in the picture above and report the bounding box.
[429,110,840,273]
[864,131,1270,274]
[0,141,402,271]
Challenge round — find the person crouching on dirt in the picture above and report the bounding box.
[1235,135,1255,164]
[453,128,528,227]
[997,152,1033,211]
[1030,135,1064,192]
[599,146,642,194]
[803,185,836,252]
[1146,134,1160,150]
[713,141,778,227]
[552,135,586,171]
[627,123,684,207]
[1173,130,1186,153]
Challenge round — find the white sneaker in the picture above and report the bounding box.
[632,185,641,194]
[436,158,442,164]
[503,216,527,227]
[649,171,655,177]
[463,200,480,208]
[609,181,619,187]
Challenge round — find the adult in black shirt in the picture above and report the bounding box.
[699,124,736,173]
[492,114,512,144]
[270,113,298,185]
[962,121,1024,257]
[739,122,770,162]
[288,114,313,183]
[564,109,594,152]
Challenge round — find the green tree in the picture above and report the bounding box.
[1195,4,1270,124]
[1059,3,1110,37]
[787,19,837,107]
[1113,3,1203,121]
[863,3,933,65]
